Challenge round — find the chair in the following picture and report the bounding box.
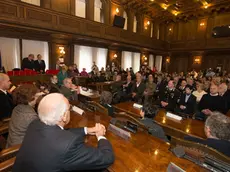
[170,136,230,164]
[13,71,20,76]
[0,144,20,163]
[6,71,13,76]
[0,157,16,172]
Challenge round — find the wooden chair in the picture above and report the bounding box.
[114,112,149,132]
[87,101,108,115]
[0,157,16,172]
[0,144,20,163]
[170,136,230,164]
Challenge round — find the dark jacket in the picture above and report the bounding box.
[21,58,35,70]
[123,81,133,95]
[185,136,230,157]
[34,60,46,72]
[0,90,14,120]
[131,81,146,98]
[13,119,114,172]
[178,94,197,114]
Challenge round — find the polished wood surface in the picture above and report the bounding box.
[114,102,206,140]
[0,144,20,163]
[79,87,101,102]
[0,157,16,172]
[88,81,115,93]
[66,109,205,172]
[10,74,52,85]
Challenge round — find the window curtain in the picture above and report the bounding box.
[149,54,154,70]
[150,22,153,38]
[74,45,107,73]
[123,11,128,30]
[121,51,132,70]
[0,37,20,71]
[21,0,40,6]
[133,16,137,33]
[155,55,162,72]
[75,0,86,18]
[22,40,49,70]
[132,53,140,73]
[94,0,103,23]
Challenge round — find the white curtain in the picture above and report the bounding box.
[0,37,20,71]
[74,45,107,73]
[133,16,137,33]
[121,51,132,70]
[94,0,103,23]
[155,55,162,72]
[123,11,128,30]
[150,22,153,38]
[149,54,154,70]
[132,53,140,73]
[75,0,86,18]
[21,0,40,6]
[22,39,49,70]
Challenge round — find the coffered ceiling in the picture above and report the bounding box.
[118,0,230,21]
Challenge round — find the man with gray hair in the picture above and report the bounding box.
[13,93,114,171]
[185,112,230,156]
[219,82,230,111]
[60,78,78,101]
[0,73,14,120]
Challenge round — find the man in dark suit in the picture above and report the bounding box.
[185,112,230,157]
[0,73,14,120]
[176,85,197,115]
[48,75,60,93]
[13,93,114,172]
[159,80,180,112]
[34,54,46,73]
[121,75,133,102]
[60,78,78,101]
[131,72,146,103]
[21,54,35,70]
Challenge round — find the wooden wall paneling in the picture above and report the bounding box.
[86,0,94,21]
[50,0,71,14]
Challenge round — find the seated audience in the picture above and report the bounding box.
[185,112,230,157]
[48,75,60,93]
[192,82,207,102]
[34,54,46,73]
[176,85,196,115]
[159,80,180,112]
[121,75,133,101]
[67,65,77,78]
[177,79,187,95]
[219,82,230,111]
[13,93,114,171]
[195,83,227,121]
[73,64,79,75]
[111,75,123,104]
[131,72,146,103]
[60,78,78,101]
[139,104,168,142]
[144,74,156,102]
[80,68,89,77]
[57,66,68,86]
[21,54,35,70]
[0,73,14,120]
[6,84,39,148]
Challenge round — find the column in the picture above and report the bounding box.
[86,0,94,20]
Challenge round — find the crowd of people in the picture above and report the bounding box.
[0,60,230,170]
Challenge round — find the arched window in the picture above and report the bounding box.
[21,0,40,6]
[123,11,128,30]
[94,0,104,23]
[133,15,137,33]
[75,0,86,18]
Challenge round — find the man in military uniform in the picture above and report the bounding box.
[159,80,180,112]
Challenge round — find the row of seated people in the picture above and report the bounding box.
[0,71,230,171]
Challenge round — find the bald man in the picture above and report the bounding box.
[0,73,14,120]
[13,93,114,172]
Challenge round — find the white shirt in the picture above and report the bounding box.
[192,90,207,102]
[185,94,191,103]
[58,126,106,141]
[0,89,7,95]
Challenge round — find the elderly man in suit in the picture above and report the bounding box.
[60,78,79,101]
[21,54,35,70]
[185,112,230,157]
[131,72,146,103]
[13,93,114,171]
[34,54,46,73]
[0,73,14,120]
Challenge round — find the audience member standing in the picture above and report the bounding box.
[34,54,46,73]
[57,66,68,86]
[21,54,35,70]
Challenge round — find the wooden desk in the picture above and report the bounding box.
[79,87,101,102]
[66,109,204,172]
[88,81,115,92]
[10,74,52,85]
[114,102,206,140]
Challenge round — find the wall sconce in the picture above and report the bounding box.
[194,56,201,64]
[144,21,151,30]
[144,56,147,61]
[169,28,172,31]
[59,46,65,55]
[115,8,119,14]
[200,22,205,26]
[166,57,170,63]
[113,53,117,58]
[147,21,150,25]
